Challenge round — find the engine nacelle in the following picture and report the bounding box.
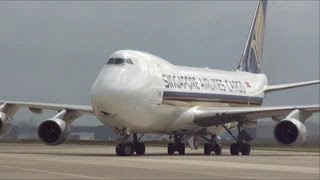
[0,112,12,138]
[273,118,307,146]
[38,118,70,146]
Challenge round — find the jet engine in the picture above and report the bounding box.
[0,112,12,138]
[38,118,70,146]
[273,118,306,146]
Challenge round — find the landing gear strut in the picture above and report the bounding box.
[115,128,145,156]
[133,133,145,155]
[167,135,185,155]
[222,122,251,155]
[202,135,222,155]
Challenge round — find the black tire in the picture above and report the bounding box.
[214,144,222,155]
[204,143,212,155]
[178,143,185,155]
[116,144,124,156]
[135,142,146,155]
[167,143,175,155]
[123,143,135,156]
[230,143,240,155]
[241,143,251,155]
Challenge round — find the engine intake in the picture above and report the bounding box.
[38,118,70,146]
[273,118,306,146]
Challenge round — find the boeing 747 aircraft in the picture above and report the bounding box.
[0,0,319,156]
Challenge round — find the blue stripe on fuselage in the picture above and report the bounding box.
[163,91,263,105]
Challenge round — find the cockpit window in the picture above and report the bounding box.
[127,59,134,64]
[107,58,134,65]
[107,58,115,64]
[114,58,124,64]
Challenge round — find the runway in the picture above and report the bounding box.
[0,143,319,179]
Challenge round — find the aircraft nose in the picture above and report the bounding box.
[90,66,128,115]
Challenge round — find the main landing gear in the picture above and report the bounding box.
[222,122,251,155]
[202,135,222,155]
[167,135,185,155]
[115,130,145,156]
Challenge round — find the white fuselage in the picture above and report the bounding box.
[90,50,268,135]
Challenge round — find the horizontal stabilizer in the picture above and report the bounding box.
[264,80,320,93]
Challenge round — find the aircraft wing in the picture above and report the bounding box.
[264,80,320,93]
[193,105,320,127]
[0,100,94,118]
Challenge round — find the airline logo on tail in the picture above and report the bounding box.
[238,0,267,74]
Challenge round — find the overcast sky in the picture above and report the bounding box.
[0,1,319,127]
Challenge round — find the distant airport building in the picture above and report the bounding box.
[70,132,95,141]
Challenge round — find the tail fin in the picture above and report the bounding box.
[237,0,268,74]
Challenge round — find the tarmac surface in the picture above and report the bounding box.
[0,143,319,179]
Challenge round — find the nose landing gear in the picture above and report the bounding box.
[133,133,145,155]
[116,143,135,156]
[115,128,145,156]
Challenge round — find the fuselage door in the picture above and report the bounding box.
[151,63,164,106]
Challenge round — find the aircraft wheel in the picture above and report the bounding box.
[204,143,212,155]
[214,144,222,155]
[167,143,175,155]
[135,142,146,155]
[177,143,185,155]
[230,143,240,155]
[241,143,251,155]
[122,143,135,156]
[116,143,124,156]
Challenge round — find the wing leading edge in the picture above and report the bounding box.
[0,100,94,118]
[264,80,320,93]
[193,105,320,127]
